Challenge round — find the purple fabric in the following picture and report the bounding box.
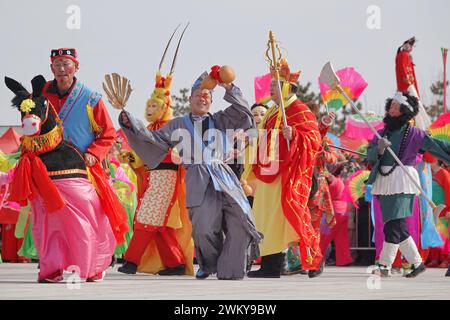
[373,197,384,258]
[371,126,426,166]
[406,197,421,245]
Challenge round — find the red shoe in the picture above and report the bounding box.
[86,271,106,282]
[38,270,64,283]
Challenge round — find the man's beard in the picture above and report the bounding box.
[383,114,410,132]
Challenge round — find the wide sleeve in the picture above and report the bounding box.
[85,99,117,161]
[211,84,255,132]
[119,110,176,169]
[420,135,450,164]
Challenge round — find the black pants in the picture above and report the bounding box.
[384,218,410,244]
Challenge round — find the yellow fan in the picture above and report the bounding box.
[344,170,370,208]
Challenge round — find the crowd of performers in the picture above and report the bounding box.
[0,35,449,283]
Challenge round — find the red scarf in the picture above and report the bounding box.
[88,163,129,244]
[9,153,65,212]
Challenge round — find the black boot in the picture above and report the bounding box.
[158,265,185,276]
[117,261,137,274]
[110,256,117,268]
[405,263,426,278]
[308,260,324,278]
[446,265,450,277]
[247,253,282,278]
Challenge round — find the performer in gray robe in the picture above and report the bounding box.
[119,72,262,280]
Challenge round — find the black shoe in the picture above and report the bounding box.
[405,263,426,278]
[247,253,283,278]
[117,261,137,274]
[308,260,324,278]
[247,269,281,278]
[110,256,117,268]
[445,266,450,277]
[158,265,185,276]
[195,268,210,279]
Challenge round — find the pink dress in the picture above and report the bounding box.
[31,178,116,281]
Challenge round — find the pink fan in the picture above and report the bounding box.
[343,114,384,140]
[254,73,272,104]
[319,67,368,111]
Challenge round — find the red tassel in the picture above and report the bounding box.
[209,65,223,83]
[88,163,129,244]
[9,154,65,212]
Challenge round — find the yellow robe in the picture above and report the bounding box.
[252,175,299,256]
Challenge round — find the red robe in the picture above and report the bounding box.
[309,118,338,230]
[395,51,419,95]
[253,99,323,270]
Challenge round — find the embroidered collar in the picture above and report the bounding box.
[21,125,63,155]
[47,77,78,98]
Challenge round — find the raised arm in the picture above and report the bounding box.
[420,135,450,165]
[212,84,255,132]
[119,110,176,168]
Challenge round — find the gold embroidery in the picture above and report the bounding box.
[48,169,87,176]
[22,126,63,155]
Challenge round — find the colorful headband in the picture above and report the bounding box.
[50,48,78,64]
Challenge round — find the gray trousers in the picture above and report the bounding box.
[189,182,251,278]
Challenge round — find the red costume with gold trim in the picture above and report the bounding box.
[308,124,337,232]
[396,50,419,95]
[253,97,323,270]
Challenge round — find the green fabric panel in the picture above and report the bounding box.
[378,193,415,223]
[17,216,38,260]
[421,135,450,164]
[432,181,445,205]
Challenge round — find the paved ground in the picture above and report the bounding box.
[0,263,448,300]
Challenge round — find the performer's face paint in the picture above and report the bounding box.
[251,106,267,125]
[190,89,212,116]
[145,101,160,123]
[50,58,78,89]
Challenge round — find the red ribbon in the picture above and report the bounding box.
[209,65,223,83]
[88,163,129,244]
[9,153,65,212]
